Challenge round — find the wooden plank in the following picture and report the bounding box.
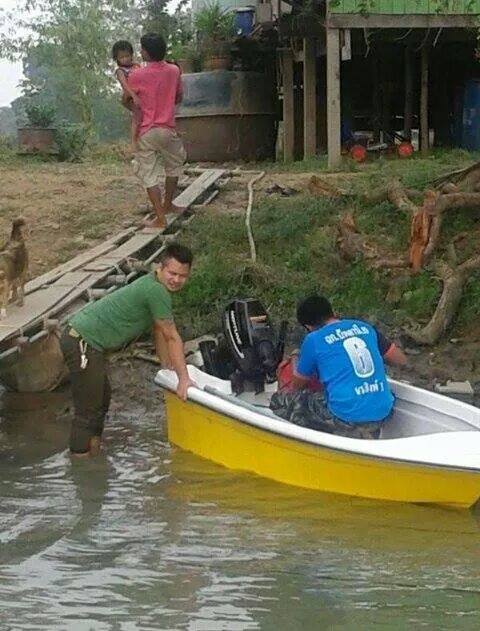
[327,14,480,28]
[0,171,223,347]
[25,227,136,295]
[327,28,342,170]
[303,38,317,159]
[173,169,225,208]
[281,48,294,162]
[84,232,163,271]
[0,271,92,343]
[329,0,480,13]
[420,46,429,155]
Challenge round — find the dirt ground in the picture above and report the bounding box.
[1,158,479,398]
[0,160,145,277]
[0,159,357,277]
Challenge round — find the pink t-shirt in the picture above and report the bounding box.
[128,61,182,136]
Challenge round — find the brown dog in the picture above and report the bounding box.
[0,218,29,318]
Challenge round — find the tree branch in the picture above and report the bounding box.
[406,255,480,345]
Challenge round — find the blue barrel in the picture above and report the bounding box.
[462,79,480,151]
[234,7,255,36]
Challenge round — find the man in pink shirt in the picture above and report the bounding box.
[128,33,186,228]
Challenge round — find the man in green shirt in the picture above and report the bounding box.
[60,243,194,456]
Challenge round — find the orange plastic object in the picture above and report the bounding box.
[277,357,323,393]
[397,141,414,158]
[350,144,367,163]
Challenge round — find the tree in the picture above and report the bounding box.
[0,0,140,132]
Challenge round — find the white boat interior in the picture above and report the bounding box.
[156,366,480,471]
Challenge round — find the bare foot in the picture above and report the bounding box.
[70,450,91,459]
[89,436,102,456]
[164,203,186,214]
[70,436,103,458]
[143,217,167,229]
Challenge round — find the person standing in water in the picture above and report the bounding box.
[60,244,194,457]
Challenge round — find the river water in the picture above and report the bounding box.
[0,362,479,630]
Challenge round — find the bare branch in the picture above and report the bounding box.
[407,255,480,345]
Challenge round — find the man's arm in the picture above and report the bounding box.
[153,323,171,368]
[376,329,407,367]
[154,319,194,400]
[291,370,311,390]
[383,344,407,367]
[291,337,317,390]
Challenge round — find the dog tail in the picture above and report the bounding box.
[11,217,26,239]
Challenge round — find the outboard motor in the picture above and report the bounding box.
[200,299,287,395]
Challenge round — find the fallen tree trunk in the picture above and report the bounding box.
[387,178,420,214]
[407,255,480,345]
[433,192,480,214]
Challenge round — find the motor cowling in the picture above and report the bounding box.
[220,299,286,393]
[199,298,287,394]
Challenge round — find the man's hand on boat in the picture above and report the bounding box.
[154,319,196,401]
[176,376,196,401]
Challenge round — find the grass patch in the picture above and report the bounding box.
[355,199,410,253]
[456,273,480,328]
[174,194,396,338]
[398,271,441,321]
[86,142,131,164]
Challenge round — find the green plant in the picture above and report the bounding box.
[54,122,88,162]
[194,2,234,54]
[25,102,56,127]
[169,39,196,61]
[0,135,17,164]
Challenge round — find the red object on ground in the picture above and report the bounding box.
[397,141,414,158]
[350,144,367,163]
[277,357,323,393]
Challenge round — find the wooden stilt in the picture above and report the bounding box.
[372,56,381,143]
[282,48,295,162]
[404,46,414,141]
[420,46,429,154]
[303,37,317,159]
[327,28,341,169]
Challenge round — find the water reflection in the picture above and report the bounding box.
[0,375,479,630]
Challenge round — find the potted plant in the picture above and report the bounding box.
[194,2,234,72]
[169,40,196,74]
[18,102,58,154]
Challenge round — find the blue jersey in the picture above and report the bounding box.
[296,319,394,423]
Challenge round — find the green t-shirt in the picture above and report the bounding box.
[69,272,172,351]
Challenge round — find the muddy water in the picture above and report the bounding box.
[0,361,479,631]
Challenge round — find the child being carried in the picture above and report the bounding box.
[112,40,141,145]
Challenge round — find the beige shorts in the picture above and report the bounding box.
[133,126,186,188]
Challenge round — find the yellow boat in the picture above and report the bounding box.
[155,366,480,509]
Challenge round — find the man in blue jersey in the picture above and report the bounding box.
[270,295,407,439]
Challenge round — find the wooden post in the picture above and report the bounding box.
[303,37,317,159]
[327,28,341,169]
[372,56,381,143]
[420,46,429,154]
[282,48,294,162]
[404,46,413,141]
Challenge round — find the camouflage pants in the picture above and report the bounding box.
[269,391,386,439]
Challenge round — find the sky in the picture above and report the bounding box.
[0,0,23,106]
[0,0,186,108]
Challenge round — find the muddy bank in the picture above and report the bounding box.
[0,357,164,459]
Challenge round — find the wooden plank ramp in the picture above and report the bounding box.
[0,169,225,350]
[25,227,136,295]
